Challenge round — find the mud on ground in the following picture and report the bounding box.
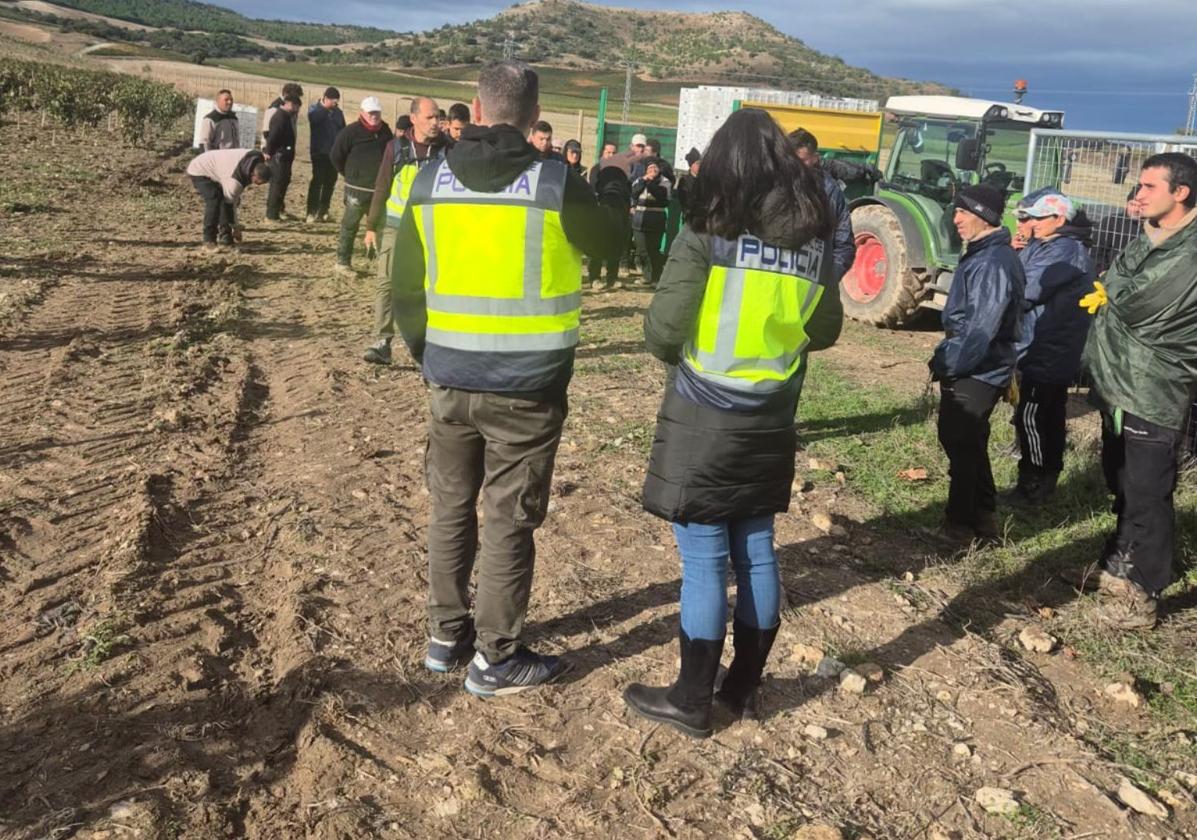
[1,117,1195,840]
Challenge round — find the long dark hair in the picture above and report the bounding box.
[689,108,832,242]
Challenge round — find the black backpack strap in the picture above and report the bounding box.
[391,136,413,176]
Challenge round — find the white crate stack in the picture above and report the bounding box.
[673,86,878,171]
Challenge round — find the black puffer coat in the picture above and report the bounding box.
[641,189,842,523]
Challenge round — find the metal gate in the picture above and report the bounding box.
[1025,129,1197,273]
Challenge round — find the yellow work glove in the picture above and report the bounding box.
[1004,376,1020,406]
[1080,280,1107,314]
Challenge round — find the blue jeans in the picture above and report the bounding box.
[673,516,780,641]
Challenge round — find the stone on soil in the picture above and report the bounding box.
[974,786,1019,816]
[794,825,843,840]
[814,657,846,678]
[1018,625,1056,653]
[1117,778,1168,819]
[803,724,829,741]
[839,669,867,695]
[790,643,825,668]
[1104,681,1143,708]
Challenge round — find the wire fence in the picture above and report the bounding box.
[1025,129,1197,273]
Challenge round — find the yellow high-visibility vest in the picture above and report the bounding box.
[408,158,582,353]
[683,234,826,393]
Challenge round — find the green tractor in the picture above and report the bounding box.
[842,96,1064,326]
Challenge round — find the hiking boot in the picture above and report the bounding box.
[974,510,1001,546]
[714,619,779,720]
[1060,560,1107,591]
[930,518,976,547]
[363,338,392,365]
[623,630,724,738]
[333,262,355,277]
[464,647,569,697]
[425,624,476,673]
[305,213,317,224]
[1094,578,1159,631]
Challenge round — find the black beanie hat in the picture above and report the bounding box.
[684,146,701,165]
[324,86,341,100]
[953,185,1005,226]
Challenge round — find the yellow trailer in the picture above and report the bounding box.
[742,101,883,156]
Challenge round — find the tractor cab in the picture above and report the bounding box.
[842,96,1063,325]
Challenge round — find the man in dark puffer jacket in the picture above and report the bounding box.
[1007,188,1095,503]
[329,96,392,273]
[930,185,1025,544]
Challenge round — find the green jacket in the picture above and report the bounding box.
[1082,211,1197,431]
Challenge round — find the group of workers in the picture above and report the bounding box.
[183,62,1197,739]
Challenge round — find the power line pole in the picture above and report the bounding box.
[502,35,516,60]
[1186,72,1197,136]
[621,58,635,123]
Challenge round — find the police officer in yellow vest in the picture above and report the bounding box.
[392,61,630,696]
[625,109,842,738]
[362,97,447,365]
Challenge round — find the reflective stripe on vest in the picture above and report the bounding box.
[385,162,420,225]
[683,234,826,393]
[409,158,583,353]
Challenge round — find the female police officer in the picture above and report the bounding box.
[624,108,841,738]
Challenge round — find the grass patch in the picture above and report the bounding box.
[66,614,131,674]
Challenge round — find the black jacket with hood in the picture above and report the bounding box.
[641,189,842,523]
[392,123,630,401]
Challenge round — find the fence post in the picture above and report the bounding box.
[595,87,608,155]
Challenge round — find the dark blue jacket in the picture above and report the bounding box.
[307,103,346,158]
[1016,223,1095,384]
[820,170,855,281]
[931,228,1025,387]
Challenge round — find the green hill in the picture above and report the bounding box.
[43,0,398,46]
[334,0,948,100]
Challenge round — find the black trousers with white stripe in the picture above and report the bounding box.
[1013,377,1069,474]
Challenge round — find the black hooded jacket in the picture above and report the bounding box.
[392,123,630,401]
[640,188,841,523]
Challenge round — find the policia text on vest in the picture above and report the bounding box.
[401,158,584,366]
[684,234,826,395]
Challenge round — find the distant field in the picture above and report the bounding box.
[218,59,678,126]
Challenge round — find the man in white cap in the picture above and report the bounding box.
[329,96,393,275]
[1006,187,1094,504]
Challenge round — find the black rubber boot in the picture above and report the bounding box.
[714,618,779,718]
[623,631,724,738]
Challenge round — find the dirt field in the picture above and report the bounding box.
[1,113,1196,840]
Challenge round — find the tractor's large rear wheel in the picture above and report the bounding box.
[841,204,925,327]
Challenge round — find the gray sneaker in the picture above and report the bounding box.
[363,338,392,365]
[464,647,568,698]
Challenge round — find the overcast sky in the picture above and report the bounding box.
[220,0,1196,133]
